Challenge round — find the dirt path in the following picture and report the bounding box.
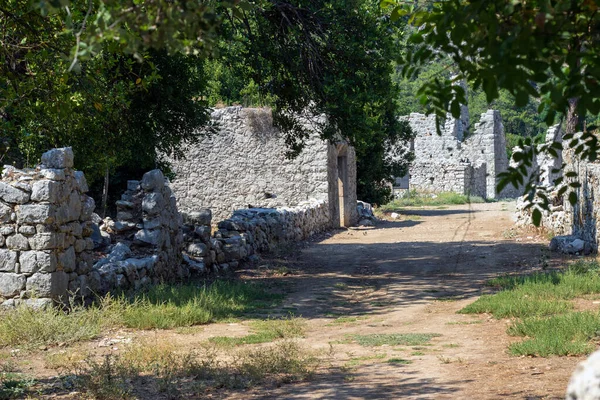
[236,201,581,399]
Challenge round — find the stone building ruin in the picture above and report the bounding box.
[168,106,358,228]
[397,109,516,200]
[0,106,361,306]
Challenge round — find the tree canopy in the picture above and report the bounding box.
[386,0,600,223]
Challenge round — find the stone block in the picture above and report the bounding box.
[74,239,87,253]
[26,271,69,299]
[134,229,162,246]
[58,246,76,272]
[127,180,140,191]
[17,204,55,224]
[31,180,62,203]
[140,170,165,192]
[187,243,208,257]
[0,182,30,204]
[29,232,63,250]
[41,147,74,169]
[20,251,56,274]
[0,250,18,272]
[81,195,95,221]
[0,273,26,297]
[74,171,89,193]
[40,168,66,181]
[6,234,30,250]
[0,202,12,223]
[0,225,14,236]
[18,225,36,235]
[142,192,165,215]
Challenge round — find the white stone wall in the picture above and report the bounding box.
[169,106,358,226]
[170,107,332,221]
[402,109,512,199]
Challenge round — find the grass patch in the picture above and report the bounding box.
[446,320,482,325]
[0,361,33,400]
[460,260,600,356]
[0,280,283,348]
[67,339,318,397]
[381,190,485,209]
[327,316,368,326]
[387,358,412,365]
[507,311,600,356]
[350,333,441,347]
[209,318,305,346]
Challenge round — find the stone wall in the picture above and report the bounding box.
[168,106,358,227]
[0,148,95,307]
[0,147,348,306]
[400,109,514,199]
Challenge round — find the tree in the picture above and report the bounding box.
[207,0,414,204]
[385,0,600,223]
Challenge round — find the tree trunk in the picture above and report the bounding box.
[102,166,109,218]
[566,97,581,135]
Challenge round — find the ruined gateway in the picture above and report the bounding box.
[396,108,517,200]
[0,107,361,305]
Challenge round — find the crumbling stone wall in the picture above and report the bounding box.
[400,109,514,199]
[91,169,186,294]
[168,106,358,227]
[0,148,95,307]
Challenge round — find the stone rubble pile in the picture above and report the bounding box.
[0,148,95,307]
[89,170,186,294]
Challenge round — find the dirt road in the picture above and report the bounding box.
[241,201,581,399]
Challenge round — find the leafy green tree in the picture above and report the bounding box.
[386,0,600,223]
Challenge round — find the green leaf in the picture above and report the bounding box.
[532,208,542,227]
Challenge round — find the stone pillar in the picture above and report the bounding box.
[0,147,94,306]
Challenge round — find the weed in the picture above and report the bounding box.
[437,356,452,364]
[0,371,34,400]
[411,351,424,356]
[327,316,368,326]
[442,343,460,348]
[0,280,283,348]
[387,358,412,365]
[508,311,600,356]
[381,190,485,209]
[445,320,482,325]
[350,333,441,347]
[209,317,305,347]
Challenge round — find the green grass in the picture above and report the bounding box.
[387,358,412,365]
[460,260,600,356]
[380,190,485,210]
[209,318,306,346]
[507,312,600,356]
[349,333,441,347]
[0,280,283,348]
[327,316,368,326]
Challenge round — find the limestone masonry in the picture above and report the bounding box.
[0,107,361,305]
[169,106,358,227]
[398,109,516,199]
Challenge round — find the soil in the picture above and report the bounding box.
[7,201,589,399]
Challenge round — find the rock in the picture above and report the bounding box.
[567,349,600,399]
[20,251,57,274]
[29,233,62,250]
[26,271,69,299]
[134,229,162,246]
[17,204,55,224]
[184,209,212,226]
[0,203,12,223]
[95,242,131,267]
[0,250,18,272]
[140,170,165,192]
[127,180,140,191]
[358,218,375,227]
[23,298,54,309]
[58,246,76,272]
[31,180,62,203]
[390,212,399,219]
[0,225,13,236]
[41,147,74,169]
[0,182,30,204]
[6,234,29,250]
[187,243,208,257]
[40,168,66,181]
[0,273,26,297]
[74,171,89,192]
[549,235,586,254]
[18,225,36,235]
[113,221,137,232]
[142,192,165,215]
